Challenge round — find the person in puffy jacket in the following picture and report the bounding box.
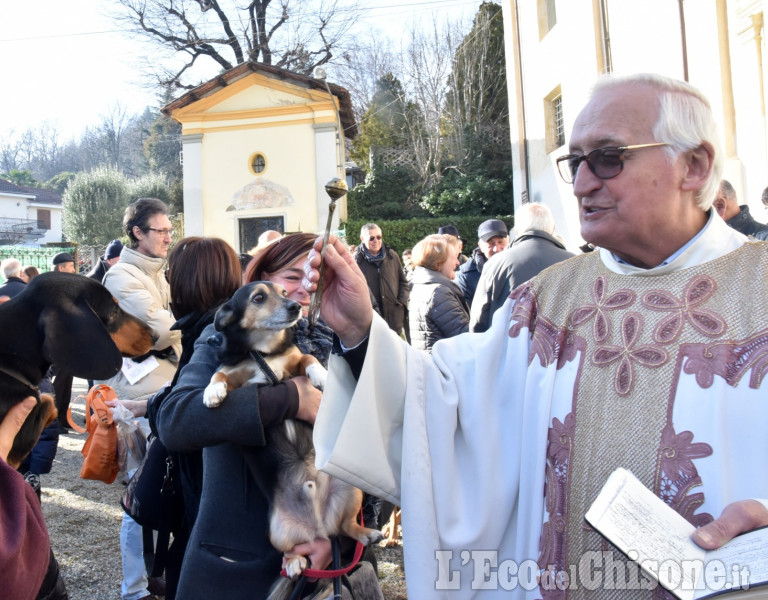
[407,234,468,353]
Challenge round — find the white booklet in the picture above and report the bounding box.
[585,468,768,600]
[121,355,159,385]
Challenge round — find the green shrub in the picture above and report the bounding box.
[63,167,130,246]
[419,172,513,216]
[347,163,426,221]
[129,173,173,209]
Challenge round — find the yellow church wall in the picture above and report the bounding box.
[197,120,320,247]
[171,67,349,252]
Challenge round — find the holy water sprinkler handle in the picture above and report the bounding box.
[308,178,348,328]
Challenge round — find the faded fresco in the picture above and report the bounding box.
[228,177,296,211]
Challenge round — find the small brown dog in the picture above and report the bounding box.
[203,282,382,597]
[203,281,327,407]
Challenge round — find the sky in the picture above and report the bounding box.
[0,0,484,142]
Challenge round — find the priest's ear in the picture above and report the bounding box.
[681,142,714,196]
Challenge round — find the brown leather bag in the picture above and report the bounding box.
[67,384,120,484]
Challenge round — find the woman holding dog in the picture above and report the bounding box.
[156,233,379,600]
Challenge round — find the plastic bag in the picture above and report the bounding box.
[112,403,148,473]
[67,385,122,484]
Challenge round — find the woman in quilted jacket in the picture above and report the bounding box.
[407,234,469,353]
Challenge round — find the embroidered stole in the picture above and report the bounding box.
[512,243,768,600]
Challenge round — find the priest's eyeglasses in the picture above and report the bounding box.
[556,143,669,184]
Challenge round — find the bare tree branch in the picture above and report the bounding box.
[202,0,245,64]
[113,0,359,89]
[331,36,397,121]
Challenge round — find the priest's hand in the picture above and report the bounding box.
[303,235,373,348]
[691,500,768,549]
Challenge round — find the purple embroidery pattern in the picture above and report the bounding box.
[509,285,581,369]
[509,284,537,339]
[643,276,727,344]
[680,330,768,389]
[539,413,575,600]
[513,272,731,591]
[569,277,636,343]
[657,424,714,527]
[591,313,669,396]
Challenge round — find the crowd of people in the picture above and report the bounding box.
[3,71,768,600]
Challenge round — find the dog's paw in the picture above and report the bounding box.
[356,528,385,547]
[284,554,308,579]
[306,363,327,391]
[203,382,227,408]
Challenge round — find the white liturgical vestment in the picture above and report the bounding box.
[314,212,768,599]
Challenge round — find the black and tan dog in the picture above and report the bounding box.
[0,271,154,467]
[203,281,327,406]
[203,281,383,598]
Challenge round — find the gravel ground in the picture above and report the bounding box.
[40,379,407,599]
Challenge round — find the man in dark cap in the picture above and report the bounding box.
[51,252,76,273]
[88,239,124,283]
[454,218,509,307]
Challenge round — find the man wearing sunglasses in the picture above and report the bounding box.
[306,73,768,598]
[354,223,410,337]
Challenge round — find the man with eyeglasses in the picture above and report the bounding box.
[304,73,768,598]
[98,197,181,600]
[353,223,410,337]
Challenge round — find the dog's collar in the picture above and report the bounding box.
[0,364,39,394]
[249,350,280,386]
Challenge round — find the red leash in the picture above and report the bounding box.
[279,509,366,579]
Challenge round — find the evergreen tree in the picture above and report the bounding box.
[445,2,508,138]
[421,1,512,217]
[44,172,76,195]
[144,111,182,183]
[62,167,131,246]
[350,74,419,168]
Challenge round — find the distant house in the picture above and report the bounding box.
[0,180,62,245]
[162,62,357,253]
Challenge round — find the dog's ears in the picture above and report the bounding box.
[214,304,235,331]
[40,300,124,380]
